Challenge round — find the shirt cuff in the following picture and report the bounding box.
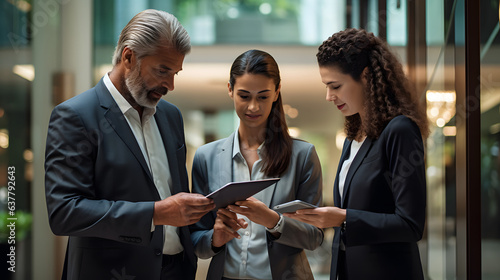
[151,218,155,232]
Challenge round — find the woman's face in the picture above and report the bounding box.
[228,73,280,130]
[319,66,366,118]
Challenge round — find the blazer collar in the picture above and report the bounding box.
[95,78,154,184]
[154,104,182,194]
[333,139,351,207]
[215,131,278,207]
[216,132,235,189]
[340,137,373,208]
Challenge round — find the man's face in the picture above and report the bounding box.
[125,46,185,108]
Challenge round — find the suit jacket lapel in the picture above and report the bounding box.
[334,139,351,208]
[216,133,235,190]
[341,137,373,208]
[96,79,153,184]
[216,133,278,206]
[154,105,182,194]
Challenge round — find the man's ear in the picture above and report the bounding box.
[122,47,135,70]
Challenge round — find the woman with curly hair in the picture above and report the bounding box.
[285,28,429,280]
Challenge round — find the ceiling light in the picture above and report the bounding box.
[259,3,272,15]
[13,64,34,81]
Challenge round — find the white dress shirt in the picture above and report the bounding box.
[223,130,280,280]
[103,74,183,255]
[338,138,365,200]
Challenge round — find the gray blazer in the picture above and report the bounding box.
[190,133,324,280]
[45,79,196,279]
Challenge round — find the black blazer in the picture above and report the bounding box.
[330,115,426,280]
[45,78,196,279]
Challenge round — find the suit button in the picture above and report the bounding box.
[155,250,162,256]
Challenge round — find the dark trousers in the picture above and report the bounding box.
[337,250,348,280]
[160,252,186,280]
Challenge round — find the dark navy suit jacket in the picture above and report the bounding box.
[45,78,196,279]
[330,115,426,280]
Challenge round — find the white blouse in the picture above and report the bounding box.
[338,138,365,200]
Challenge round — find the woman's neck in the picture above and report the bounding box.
[238,125,265,150]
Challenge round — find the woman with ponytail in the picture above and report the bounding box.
[190,49,323,280]
[285,29,428,280]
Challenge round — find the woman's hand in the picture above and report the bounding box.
[212,208,248,248]
[283,206,346,228]
[227,197,280,229]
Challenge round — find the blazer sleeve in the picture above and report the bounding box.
[345,117,426,246]
[45,103,155,245]
[269,144,324,250]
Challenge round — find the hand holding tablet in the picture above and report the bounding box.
[206,178,280,209]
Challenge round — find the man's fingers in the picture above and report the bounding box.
[188,203,215,214]
[175,192,215,206]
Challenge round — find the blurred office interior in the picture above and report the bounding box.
[0,0,499,279]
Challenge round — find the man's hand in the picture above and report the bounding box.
[211,208,248,248]
[153,192,215,227]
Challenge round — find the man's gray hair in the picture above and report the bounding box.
[112,9,191,66]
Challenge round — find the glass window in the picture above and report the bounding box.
[93,0,349,48]
[386,0,407,46]
[424,0,457,278]
[480,1,500,279]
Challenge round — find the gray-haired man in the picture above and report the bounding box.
[45,9,214,279]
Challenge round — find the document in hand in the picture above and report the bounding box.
[206,178,280,209]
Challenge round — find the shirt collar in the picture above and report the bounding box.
[103,73,156,121]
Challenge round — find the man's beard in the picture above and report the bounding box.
[125,64,167,108]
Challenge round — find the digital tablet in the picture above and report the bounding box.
[273,200,317,213]
[206,178,280,209]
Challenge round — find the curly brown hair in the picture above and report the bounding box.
[317,28,429,140]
